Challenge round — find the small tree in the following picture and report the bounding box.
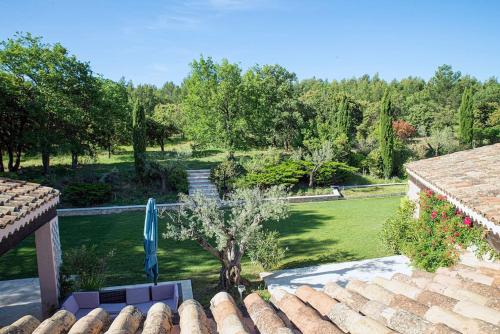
[304,141,334,187]
[392,120,416,140]
[458,87,474,147]
[132,100,147,179]
[162,186,288,289]
[379,89,395,179]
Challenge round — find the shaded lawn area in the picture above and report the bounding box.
[0,197,400,305]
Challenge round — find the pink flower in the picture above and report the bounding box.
[463,217,472,227]
[431,211,437,219]
[437,194,447,201]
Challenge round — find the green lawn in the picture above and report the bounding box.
[0,197,400,305]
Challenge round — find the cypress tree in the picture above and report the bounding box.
[458,87,474,147]
[336,95,352,140]
[132,99,147,179]
[379,89,394,179]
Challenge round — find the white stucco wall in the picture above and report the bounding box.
[407,178,421,218]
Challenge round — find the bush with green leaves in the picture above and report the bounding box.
[381,191,498,272]
[63,183,112,207]
[247,230,287,270]
[146,160,188,194]
[239,160,307,188]
[60,245,114,294]
[365,149,384,178]
[314,162,359,186]
[380,198,416,254]
[210,158,244,197]
[242,148,286,173]
[240,159,358,189]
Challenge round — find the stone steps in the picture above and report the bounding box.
[186,169,220,200]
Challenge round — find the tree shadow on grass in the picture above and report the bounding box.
[266,208,336,235]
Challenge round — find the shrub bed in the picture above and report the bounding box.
[239,160,357,189]
[381,190,498,271]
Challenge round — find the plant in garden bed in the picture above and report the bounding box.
[60,245,115,296]
[381,190,498,272]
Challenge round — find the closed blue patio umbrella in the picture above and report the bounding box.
[144,198,159,285]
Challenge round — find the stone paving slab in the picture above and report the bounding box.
[263,255,412,293]
[0,277,42,326]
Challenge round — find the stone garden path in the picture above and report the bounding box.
[187,169,220,199]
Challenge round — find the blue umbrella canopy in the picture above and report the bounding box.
[144,198,159,285]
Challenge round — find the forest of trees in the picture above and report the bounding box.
[1,33,499,178]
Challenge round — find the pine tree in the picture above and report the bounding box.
[132,99,147,179]
[458,87,474,147]
[379,89,394,179]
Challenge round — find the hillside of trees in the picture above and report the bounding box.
[1,33,499,179]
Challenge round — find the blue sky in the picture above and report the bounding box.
[1,0,499,86]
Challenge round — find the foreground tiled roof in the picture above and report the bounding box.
[3,253,499,333]
[0,178,59,241]
[405,144,500,227]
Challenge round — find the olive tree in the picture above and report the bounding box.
[162,186,288,289]
[304,140,334,187]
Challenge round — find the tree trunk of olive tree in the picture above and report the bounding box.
[217,240,249,290]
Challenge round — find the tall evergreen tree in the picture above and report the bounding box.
[336,95,351,139]
[458,87,474,147]
[132,99,147,179]
[379,89,395,178]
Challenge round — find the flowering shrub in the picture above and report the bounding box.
[381,189,498,272]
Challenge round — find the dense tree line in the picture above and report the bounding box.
[0,33,130,173]
[1,34,499,178]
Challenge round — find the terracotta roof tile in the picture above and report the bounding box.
[0,178,59,232]
[3,257,500,333]
[406,144,500,226]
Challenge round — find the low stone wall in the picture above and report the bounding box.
[287,194,342,203]
[57,203,181,217]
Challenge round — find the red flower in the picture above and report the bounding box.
[431,211,438,219]
[463,217,472,227]
[441,211,447,219]
[455,209,462,216]
[454,232,460,237]
[426,189,433,197]
[437,194,447,201]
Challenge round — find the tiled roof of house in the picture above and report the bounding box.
[3,253,499,333]
[0,178,59,241]
[406,143,500,227]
